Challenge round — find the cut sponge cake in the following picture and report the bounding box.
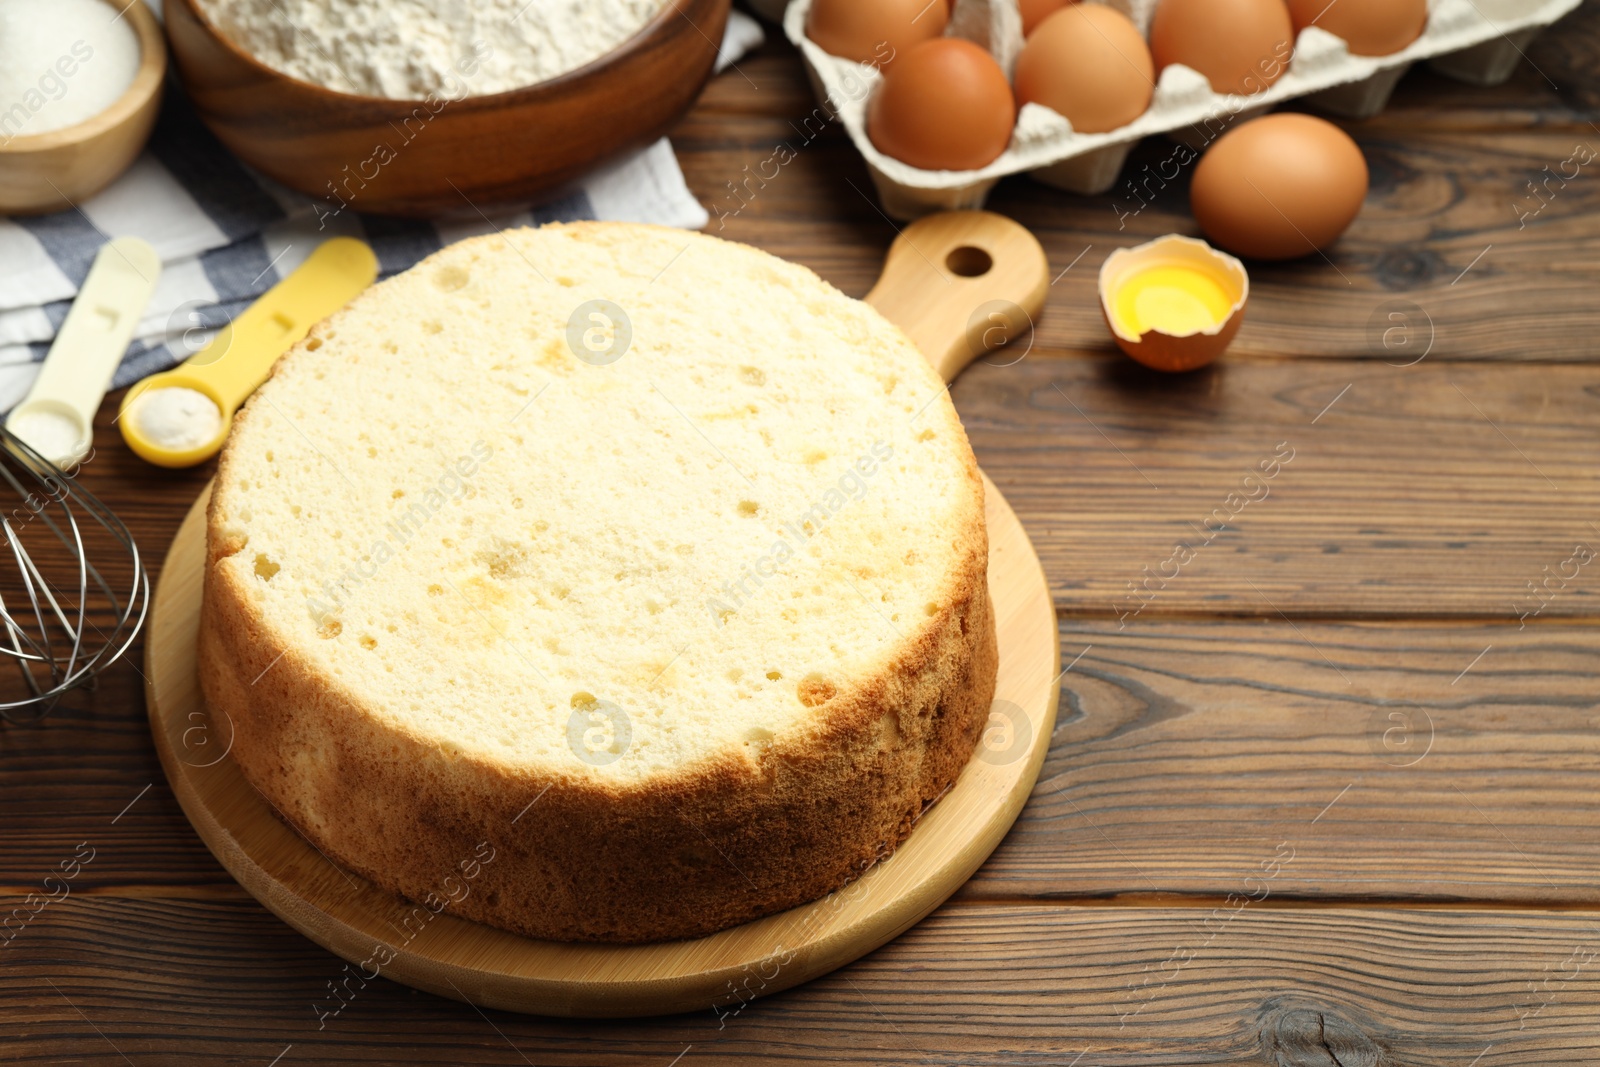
[200,221,997,943]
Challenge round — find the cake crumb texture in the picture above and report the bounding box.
[200,222,997,942]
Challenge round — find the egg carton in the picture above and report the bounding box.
[783,0,1581,219]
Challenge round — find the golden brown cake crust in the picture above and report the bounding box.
[200,533,993,942]
[199,224,998,944]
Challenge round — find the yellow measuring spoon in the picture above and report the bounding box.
[119,237,378,468]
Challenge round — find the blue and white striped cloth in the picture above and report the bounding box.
[0,7,764,412]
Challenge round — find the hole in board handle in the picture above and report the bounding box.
[945,246,993,278]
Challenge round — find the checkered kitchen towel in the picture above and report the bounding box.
[0,6,765,413]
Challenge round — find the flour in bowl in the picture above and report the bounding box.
[195,0,670,99]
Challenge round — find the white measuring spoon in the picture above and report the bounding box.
[6,237,161,468]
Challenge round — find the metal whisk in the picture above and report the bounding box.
[0,426,148,723]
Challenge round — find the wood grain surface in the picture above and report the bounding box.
[10,901,1600,1064]
[960,357,1600,617]
[4,3,1600,1062]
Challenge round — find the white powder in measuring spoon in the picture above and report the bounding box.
[0,0,141,139]
[195,0,670,100]
[10,409,83,463]
[131,387,224,452]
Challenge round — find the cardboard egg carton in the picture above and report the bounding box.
[783,0,1581,219]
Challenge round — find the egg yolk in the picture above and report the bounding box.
[1113,266,1235,337]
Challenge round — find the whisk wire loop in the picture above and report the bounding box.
[0,427,149,722]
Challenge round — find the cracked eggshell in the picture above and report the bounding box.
[1098,234,1250,372]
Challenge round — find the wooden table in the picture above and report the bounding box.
[7,8,1600,1063]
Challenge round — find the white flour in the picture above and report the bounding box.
[196,0,670,99]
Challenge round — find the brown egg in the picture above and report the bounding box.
[1149,0,1295,95]
[806,0,948,69]
[868,39,1016,171]
[1190,113,1369,260]
[1286,0,1426,55]
[1019,0,1073,36]
[1015,5,1153,134]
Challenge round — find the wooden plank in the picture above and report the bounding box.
[956,356,1600,617]
[4,897,1598,1064]
[677,8,1600,363]
[8,617,1598,910]
[958,617,1600,904]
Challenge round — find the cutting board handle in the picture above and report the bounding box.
[864,210,1050,384]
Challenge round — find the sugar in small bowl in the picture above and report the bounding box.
[0,0,166,213]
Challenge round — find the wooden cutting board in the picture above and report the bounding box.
[145,212,1059,1017]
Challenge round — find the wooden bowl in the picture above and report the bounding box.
[0,0,166,216]
[164,0,732,217]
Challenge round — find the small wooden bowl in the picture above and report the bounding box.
[164,0,732,217]
[0,0,166,216]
